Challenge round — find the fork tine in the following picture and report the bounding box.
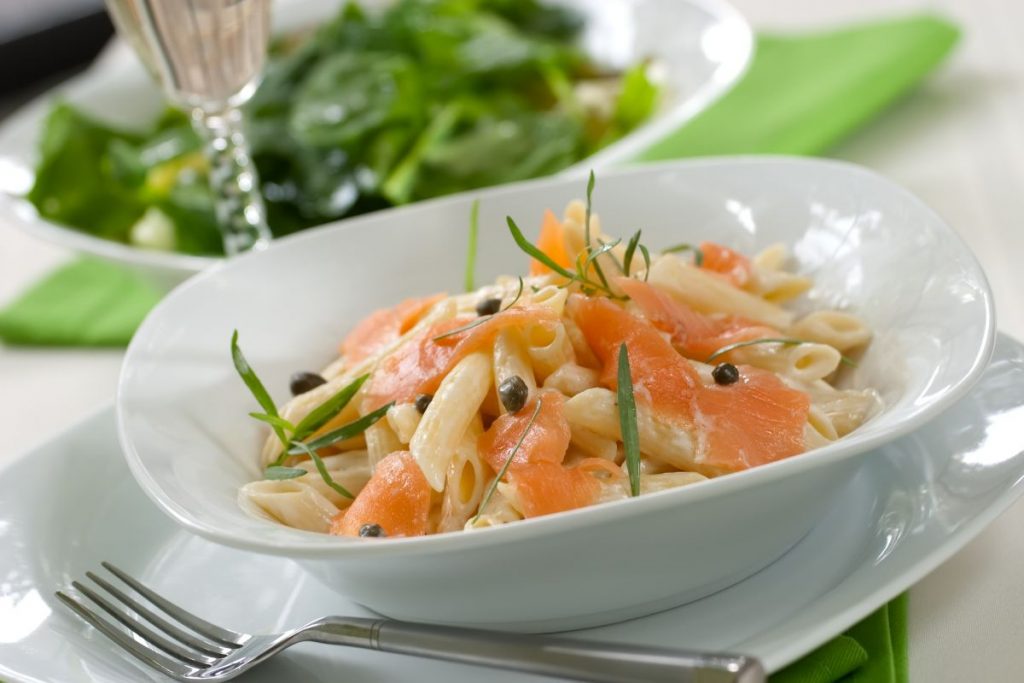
[56,591,192,681]
[72,581,218,668]
[86,571,235,658]
[102,562,244,647]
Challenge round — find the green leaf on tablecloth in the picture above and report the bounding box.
[0,258,161,347]
[637,15,960,159]
[771,635,868,683]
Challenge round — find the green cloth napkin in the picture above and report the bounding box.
[0,13,948,682]
[772,595,909,683]
[0,258,160,346]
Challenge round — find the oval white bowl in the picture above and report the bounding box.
[117,157,995,631]
[0,0,751,289]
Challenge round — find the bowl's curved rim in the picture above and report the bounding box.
[116,155,997,559]
[0,0,752,277]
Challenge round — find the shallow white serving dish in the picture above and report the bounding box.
[115,158,995,631]
[6,334,1024,681]
[0,0,752,289]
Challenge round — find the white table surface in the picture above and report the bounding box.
[2,0,1022,680]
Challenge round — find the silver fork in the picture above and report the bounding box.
[57,562,766,682]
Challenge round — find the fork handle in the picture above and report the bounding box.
[302,617,765,682]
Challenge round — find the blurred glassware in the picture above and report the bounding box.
[104,0,273,255]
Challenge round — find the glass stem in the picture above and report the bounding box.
[192,106,272,256]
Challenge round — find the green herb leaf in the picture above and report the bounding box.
[289,441,354,499]
[582,170,612,290]
[432,316,490,342]
[663,243,704,267]
[231,330,287,446]
[473,399,543,523]
[432,277,525,342]
[507,216,577,280]
[293,402,394,453]
[638,244,651,281]
[616,344,642,497]
[249,412,297,434]
[464,199,480,292]
[705,338,857,368]
[583,238,622,274]
[264,465,308,480]
[623,230,642,275]
[291,374,369,442]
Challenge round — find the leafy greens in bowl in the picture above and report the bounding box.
[0,0,752,285]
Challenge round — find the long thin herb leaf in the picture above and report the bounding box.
[638,243,651,281]
[663,243,704,267]
[432,277,526,342]
[616,344,642,497]
[706,338,857,367]
[293,402,394,453]
[623,230,642,275]
[289,441,354,499]
[291,374,369,442]
[583,238,621,273]
[264,465,308,480]
[231,330,287,446]
[473,399,543,523]
[507,216,578,281]
[249,412,296,433]
[582,170,612,290]
[465,199,480,292]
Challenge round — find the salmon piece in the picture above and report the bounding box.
[364,306,558,410]
[477,390,599,518]
[699,241,753,287]
[478,390,571,472]
[530,210,573,276]
[695,367,810,472]
[340,294,445,364]
[568,294,809,474]
[616,277,777,361]
[507,461,600,518]
[330,451,431,537]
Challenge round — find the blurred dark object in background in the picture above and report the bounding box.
[0,0,113,113]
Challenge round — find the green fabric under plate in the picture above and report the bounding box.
[0,258,160,346]
[0,13,951,682]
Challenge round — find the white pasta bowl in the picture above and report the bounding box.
[117,158,995,632]
[0,0,751,290]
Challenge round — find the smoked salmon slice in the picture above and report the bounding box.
[331,451,431,537]
[478,390,599,518]
[530,210,573,276]
[616,277,777,361]
[364,306,558,411]
[699,241,753,287]
[340,294,445,364]
[568,294,809,475]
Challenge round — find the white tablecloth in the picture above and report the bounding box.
[2,0,1022,680]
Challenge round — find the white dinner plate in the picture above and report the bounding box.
[0,0,752,287]
[3,332,1023,682]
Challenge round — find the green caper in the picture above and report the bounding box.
[498,375,529,413]
[712,362,740,385]
[358,523,387,538]
[290,371,326,396]
[475,298,502,316]
[414,393,433,414]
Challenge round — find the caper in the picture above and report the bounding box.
[712,362,740,386]
[475,298,502,316]
[359,523,387,538]
[498,375,529,413]
[414,393,433,414]
[290,371,327,396]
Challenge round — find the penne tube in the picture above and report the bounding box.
[239,480,340,533]
[544,363,600,397]
[493,329,537,412]
[791,310,872,352]
[648,256,794,329]
[411,351,492,491]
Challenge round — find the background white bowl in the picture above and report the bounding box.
[117,158,995,631]
[0,0,752,290]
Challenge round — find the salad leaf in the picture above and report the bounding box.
[27,0,660,256]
